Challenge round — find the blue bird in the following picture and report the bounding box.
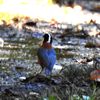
[37,34,56,76]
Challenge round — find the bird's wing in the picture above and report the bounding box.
[37,47,56,71]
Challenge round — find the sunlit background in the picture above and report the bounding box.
[0,0,95,24]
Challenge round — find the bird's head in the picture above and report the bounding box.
[42,34,52,44]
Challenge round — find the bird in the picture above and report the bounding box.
[37,33,56,77]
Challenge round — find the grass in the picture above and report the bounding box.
[33,60,100,100]
[8,61,99,100]
[55,48,75,59]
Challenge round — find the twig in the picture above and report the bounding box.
[90,19,100,30]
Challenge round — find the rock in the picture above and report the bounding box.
[19,76,26,81]
[82,95,90,100]
[0,38,4,47]
[29,92,39,96]
[14,98,20,100]
[23,19,38,27]
[52,64,62,75]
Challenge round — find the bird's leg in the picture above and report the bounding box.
[38,68,46,77]
[45,69,51,78]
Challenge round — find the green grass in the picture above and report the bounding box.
[55,48,75,59]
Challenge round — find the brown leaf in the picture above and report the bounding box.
[85,42,95,48]
[90,69,100,80]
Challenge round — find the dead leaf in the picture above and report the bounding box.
[85,42,95,48]
[90,69,100,80]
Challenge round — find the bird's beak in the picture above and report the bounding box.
[37,38,44,46]
[42,38,44,42]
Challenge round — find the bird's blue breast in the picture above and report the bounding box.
[37,47,56,75]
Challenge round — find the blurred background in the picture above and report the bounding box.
[0,0,100,24]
